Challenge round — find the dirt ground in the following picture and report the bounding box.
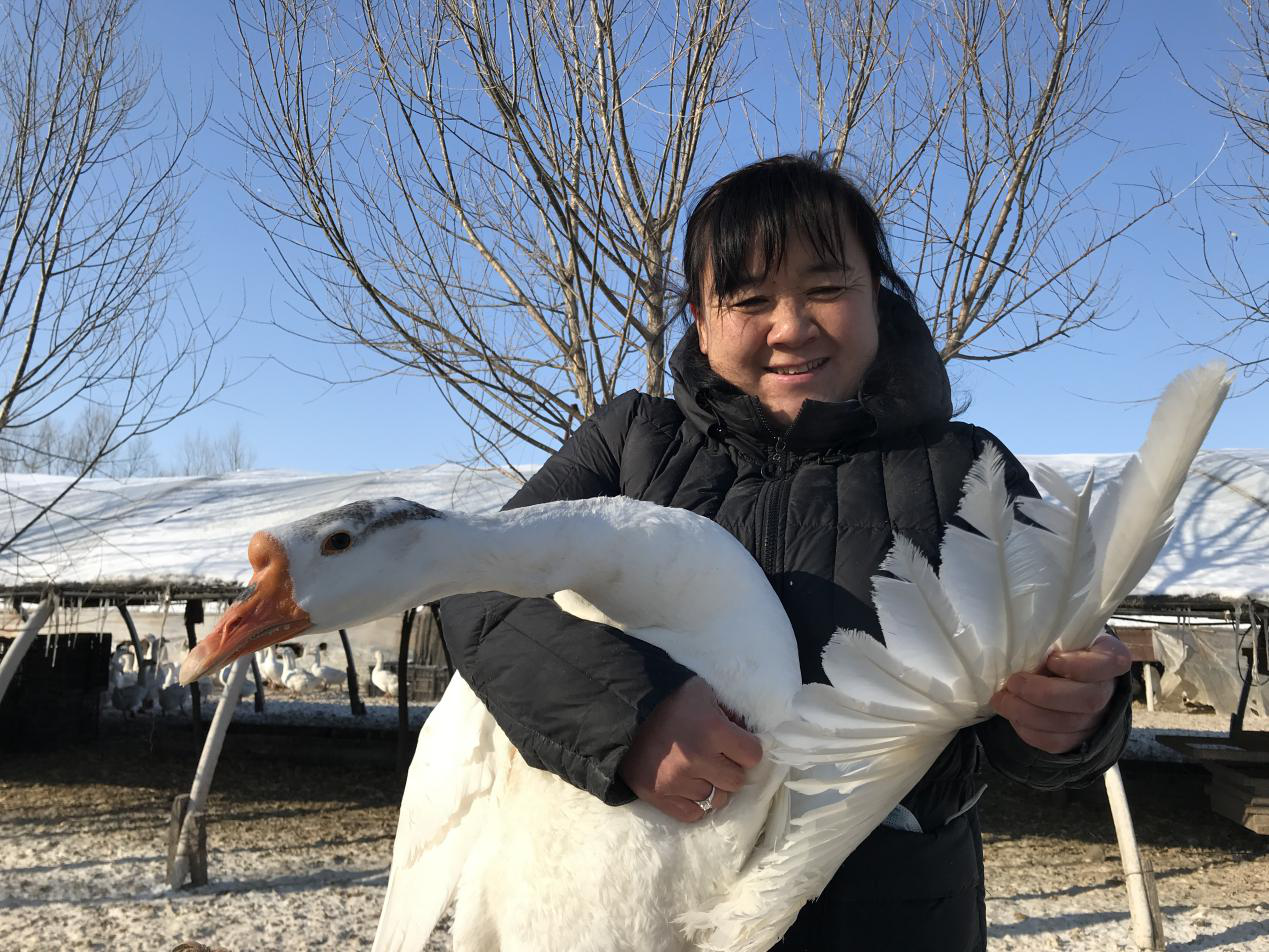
[2,709,1267,951]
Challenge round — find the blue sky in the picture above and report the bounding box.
[134,1,1264,472]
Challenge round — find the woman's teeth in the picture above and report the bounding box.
[769,358,827,375]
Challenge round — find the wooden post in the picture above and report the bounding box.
[184,599,204,729]
[0,594,57,707]
[396,608,416,775]
[1142,664,1159,713]
[1104,764,1165,950]
[166,793,207,887]
[169,656,248,889]
[339,628,366,716]
[1141,856,1165,947]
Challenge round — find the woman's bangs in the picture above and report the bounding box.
[705,187,853,301]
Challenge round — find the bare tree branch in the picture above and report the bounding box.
[1166,0,1266,373]
[0,0,223,556]
[793,0,1175,364]
[229,0,748,461]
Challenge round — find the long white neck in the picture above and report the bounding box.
[393,498,802,731]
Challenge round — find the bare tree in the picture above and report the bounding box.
[233,0,1176,465]
[175,423,256,475]
[0,0,221,552]
[792,0,1176,363]
[9,407,156,477]
[231,0,749,471]
[1169,0,1266,373]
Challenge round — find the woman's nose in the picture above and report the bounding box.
[767,296,817,346]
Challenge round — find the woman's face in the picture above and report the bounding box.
[694,230,879,428]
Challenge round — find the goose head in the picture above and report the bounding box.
[180,497,443,684]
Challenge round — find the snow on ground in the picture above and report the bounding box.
[2,700,1268,951]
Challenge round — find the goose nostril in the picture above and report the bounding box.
[247,531,282,573]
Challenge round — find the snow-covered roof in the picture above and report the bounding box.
[1017,449,1269,603]
[0,466,523,598]
[1,449,1267,602]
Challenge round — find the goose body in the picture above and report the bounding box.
[371,650,399,698]
[309,645,347,689]
[279,648,321,694]
[220,664,257,702]
[178,361,1232,952]
[158,665,189,715]
[255,647,284,687]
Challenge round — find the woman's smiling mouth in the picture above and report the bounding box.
[767,357,829,377]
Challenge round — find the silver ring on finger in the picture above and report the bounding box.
[694,783,717,815]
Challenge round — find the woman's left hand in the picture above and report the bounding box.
[989,632,1132,754]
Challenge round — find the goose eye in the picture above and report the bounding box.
[321,531,353,555]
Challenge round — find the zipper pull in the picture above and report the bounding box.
[762,438,787,479]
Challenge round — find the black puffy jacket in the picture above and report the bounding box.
[439,289,1131,951]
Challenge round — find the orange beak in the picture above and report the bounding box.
[179,531,312,685]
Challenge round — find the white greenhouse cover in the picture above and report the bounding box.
[0,465,524,592]
[0,449,1266,599]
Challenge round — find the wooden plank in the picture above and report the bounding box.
[1113,626,1158,662]
[1207,761,1269,794]
[1153,734,1269,763]
[1208,786,1269,834]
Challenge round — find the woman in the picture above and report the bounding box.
[439,154,1131,951]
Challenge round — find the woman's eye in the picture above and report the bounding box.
[809,285,846,298]
[321,531,353,555]
[729,295,768,310]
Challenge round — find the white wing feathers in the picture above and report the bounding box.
[372,675,499,952]
[686,361,1230,952]
[1055,360,1233,652]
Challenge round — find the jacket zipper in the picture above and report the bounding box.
[759,436,789,578]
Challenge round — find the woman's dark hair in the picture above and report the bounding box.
[678,154,913,318]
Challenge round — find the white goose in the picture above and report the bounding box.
[371,650,399,698]
[308,644,348,690]
[179,361,1230,952]
[220,663,257,703]
[279,647,321,694]
[158,664,189,715]
[255,646,284,687]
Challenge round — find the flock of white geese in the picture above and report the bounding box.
[110,636,390,717]
[175,362,1230,952]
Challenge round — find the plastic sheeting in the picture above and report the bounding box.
[1152,624,1269,716]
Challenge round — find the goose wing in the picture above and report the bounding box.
[372,674,500,952]
[686,360,1231,950]
[681,449,1025,952]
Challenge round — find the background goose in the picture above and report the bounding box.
[219,664,257,703]
[180,362,1229,952]
[370,650,398,698]
[279,647,320,694]
[159,665,189,715]
[255,647,284,688]
[308,644,347,690]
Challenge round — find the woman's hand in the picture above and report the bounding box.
[989,632,1132,754]
[618,676,764,822]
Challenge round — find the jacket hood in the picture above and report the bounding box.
[669,286,953,460]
